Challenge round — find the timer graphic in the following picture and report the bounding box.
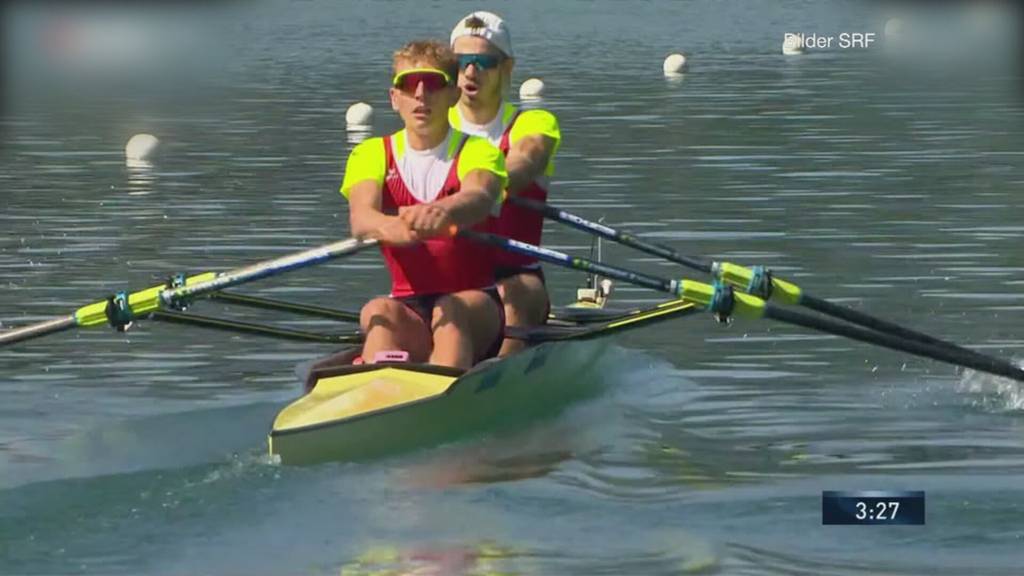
[822,491,925,525]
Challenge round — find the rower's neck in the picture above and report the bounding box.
[458,97,502,126]
[405,125,450,151]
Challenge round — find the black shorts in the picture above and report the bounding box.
[494,264,546,284]
[394,287,506,362]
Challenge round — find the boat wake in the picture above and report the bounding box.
[0,401,283,491]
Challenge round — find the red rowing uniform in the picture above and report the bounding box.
[381,133,494,297]
[449,102,561,272]
[491,108,547,269]
[340,128,508,297]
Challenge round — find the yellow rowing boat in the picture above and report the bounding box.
[269,297,699,465]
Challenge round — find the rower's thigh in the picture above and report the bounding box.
[433,291,501,343]
[360,297,431,351]
[497,273,548,325]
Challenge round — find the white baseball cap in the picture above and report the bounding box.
[450,11,513,58]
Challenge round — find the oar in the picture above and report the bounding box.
[460,228,1024,382]
[510,196,994,359]
[0,237,377,347]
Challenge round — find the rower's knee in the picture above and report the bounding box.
[360,297,406,330]
[498,274,548,326]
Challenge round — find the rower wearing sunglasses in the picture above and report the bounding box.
[449,12,562,356]
[340,40,508,369]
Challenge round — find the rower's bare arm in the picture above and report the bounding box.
[347,180,386,238]
[349,181,416,245]
[506,135,555,195]
[439,168,502,227]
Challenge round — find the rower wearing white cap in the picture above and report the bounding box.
[449,11,562,356]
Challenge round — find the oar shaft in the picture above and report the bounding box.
[0,315,76,346]
[766,306,1024,382]
[161,238,376,307]
[800,294,960,351]
[459,229,680,294]
[509,196,713,273]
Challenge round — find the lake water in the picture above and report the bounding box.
[2,1,1023,574]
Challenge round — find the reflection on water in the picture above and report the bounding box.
[400,423,580,489]
[126,159,156,195]
[337,542,513,576]
[347,127,373,145]
[335,537,720,576]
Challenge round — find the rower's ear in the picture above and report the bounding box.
[501,57,515,95]
[389,87,400,111]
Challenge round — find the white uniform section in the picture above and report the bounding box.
[453,107,505,146]
[393,132,456,204]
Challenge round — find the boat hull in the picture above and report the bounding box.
[269,338,612,465]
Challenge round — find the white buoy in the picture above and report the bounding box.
[519,78,545,99]
[662,53,688,75]
[345,102,373,128]
[782,34,805,55]
[125,133,159,161]
[884,17,903,39]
